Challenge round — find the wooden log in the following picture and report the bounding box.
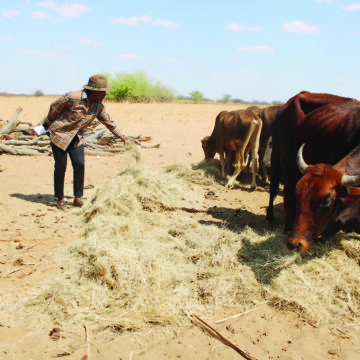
[0,107,23,135]
[0,143,48,155]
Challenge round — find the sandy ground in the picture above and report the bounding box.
[0,96,359,360]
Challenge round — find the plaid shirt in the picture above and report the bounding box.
[45,90,124,151]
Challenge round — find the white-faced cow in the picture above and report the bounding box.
[201,109,262,188]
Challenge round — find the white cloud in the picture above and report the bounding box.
[19,49,70,59]
[159,57,185,63]
[110,15,179,27]
[344,4,360,11]
[110,15,152,25]
[0,35,12,40]
[315,0,334,3]
[116,53,143,61]
[56,44,70,49]
[2,9,20,18]
[36,1,56,8]
[225,22,263,31]
[151,19,179,28]
[31,11,52,19]
[336,76,351,82]
[76,38,104,46]
[282,20,320,33]
[237,45,275,53]
[54,3,90,18]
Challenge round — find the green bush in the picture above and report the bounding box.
[189,90,204,103]
[105,71,176,103]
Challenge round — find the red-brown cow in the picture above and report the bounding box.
[286,144,360,252]
[266,91,360,251]
[201,109,262,188]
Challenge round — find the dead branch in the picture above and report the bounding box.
[189,314,259,360]
[0,107,23,135]
[0,142,48,155]
[0,108,160,156]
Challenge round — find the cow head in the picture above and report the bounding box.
[286,144,360,252]
[201,136,216,160]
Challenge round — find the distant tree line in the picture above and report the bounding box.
[1,71,283,104]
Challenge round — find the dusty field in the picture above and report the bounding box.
[0,96,359,360]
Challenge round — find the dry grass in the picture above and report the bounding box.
[9,146,360,336]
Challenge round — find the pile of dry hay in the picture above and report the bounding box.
[18,147,360,335]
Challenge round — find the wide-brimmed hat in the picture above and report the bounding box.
[83,74,112,92]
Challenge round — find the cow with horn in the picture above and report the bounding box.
[265,91,360,251]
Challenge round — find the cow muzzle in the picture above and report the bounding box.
[286,236,310,252]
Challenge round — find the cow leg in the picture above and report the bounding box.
[219,151,226,178]
[226,150,243,187]
[250,147,258,189]
[225,149,233,175]
[249,118,262,188]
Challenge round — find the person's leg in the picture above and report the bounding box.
[50,142,68,207]
[68,140,85,206]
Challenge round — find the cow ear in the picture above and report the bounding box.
[343,186,360,197]
[335,185,348,197]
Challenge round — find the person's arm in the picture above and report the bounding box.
[43,94,71,130]
[97,106,127,142]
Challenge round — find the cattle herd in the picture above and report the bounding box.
[202,91,360,253]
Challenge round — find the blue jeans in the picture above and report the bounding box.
[50,136,85,200]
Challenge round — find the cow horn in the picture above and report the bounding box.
[341,174,360,187]
[297,143,308,174]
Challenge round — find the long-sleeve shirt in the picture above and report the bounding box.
[44,90,124,150]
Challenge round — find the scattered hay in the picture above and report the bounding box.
[165,158,223,186]
[9,158,360,337]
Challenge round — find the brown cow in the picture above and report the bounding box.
[244,105,282,182]
[286,144,360,252]
[266,91,360,251]
[201,109,262,188]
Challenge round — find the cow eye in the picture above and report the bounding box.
[319,195,333,209]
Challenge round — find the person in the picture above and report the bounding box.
[42,74,128,209]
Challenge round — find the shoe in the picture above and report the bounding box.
[57,199,65,210]
[73,198,84,207]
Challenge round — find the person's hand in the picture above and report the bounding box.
[119,134,127,143]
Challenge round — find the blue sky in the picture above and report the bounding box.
[1,0,360,102]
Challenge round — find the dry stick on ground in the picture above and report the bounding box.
[189,314,259,360]
[214,304,266,324]
[81,324,90,360]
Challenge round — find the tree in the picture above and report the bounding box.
[105,71,176,103]
[221,94,232,104]
[33,89,44,96]
[189,90,204,103]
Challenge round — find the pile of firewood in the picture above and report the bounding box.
[0,107,159,156]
